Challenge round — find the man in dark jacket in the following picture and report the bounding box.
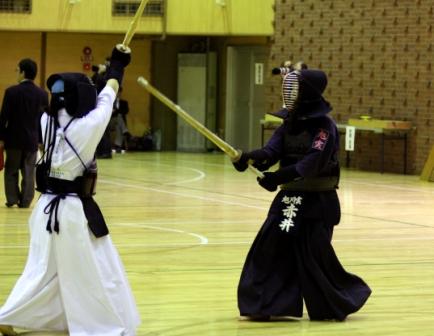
[0,58,48,208]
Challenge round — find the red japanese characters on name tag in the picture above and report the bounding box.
[312,129,329,151]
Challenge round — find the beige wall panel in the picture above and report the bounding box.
[166,0,274,35]
[122,37,152,134]
[0,0,162,34]
[0,0,273,36]
[0,32,44,103]
[45,33,151,134]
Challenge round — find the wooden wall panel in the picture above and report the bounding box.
[0,32,151,136]
[165,0,274,35]
[0,32,44,103]
[46,32,151,134]
[0,0,273,36]
[0,0,162,34]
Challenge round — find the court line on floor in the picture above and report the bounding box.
[99,179,434,229]
[340,212,434,229]
[119,156,434,195]
[345,179,434,194]
[2,235,434,250]
[115,158,207,186]
[163,167,206,186]
[112,222,434,246]
[99,179,267,210]
[116,223,208,245]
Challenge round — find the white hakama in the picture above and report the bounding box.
[0,85,140,335]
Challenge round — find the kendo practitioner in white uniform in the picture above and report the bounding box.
[232,66,371,321]
[0,45,140,336]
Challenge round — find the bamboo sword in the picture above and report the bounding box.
[122,0,150,47]
[137,76,264,178]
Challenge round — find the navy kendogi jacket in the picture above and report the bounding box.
[256,114,339,182]
[251,113,341,228]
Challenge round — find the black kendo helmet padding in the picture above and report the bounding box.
[270,69,332,120]
[47,72,97,118]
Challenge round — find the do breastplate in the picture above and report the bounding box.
[281,130,312,167]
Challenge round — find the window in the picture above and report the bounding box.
[0,0,31,13]
[112,0,164,17]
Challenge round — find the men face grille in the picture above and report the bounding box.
[281,71,299,112]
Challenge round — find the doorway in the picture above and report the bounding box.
[225,45,269,151]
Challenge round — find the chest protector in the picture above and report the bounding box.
[280,118,340,181]
[281,130,312,168]
[36,115,108,238]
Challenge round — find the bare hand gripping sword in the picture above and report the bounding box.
[137,77,264,178]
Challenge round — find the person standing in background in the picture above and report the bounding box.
[0,58,48,208]
[93,58,114,159]
[112,87,131,153]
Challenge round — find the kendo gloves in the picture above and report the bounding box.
[105,44,131,86]
[232,151,250,172]
[257,165,301,192]
[232,150,302,192]
[232,149,278,173]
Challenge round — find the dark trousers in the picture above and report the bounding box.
[4,149,37,207]
[96,126,112,158]
[238,192,371,321]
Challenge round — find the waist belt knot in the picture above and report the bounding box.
[44,194,66,234]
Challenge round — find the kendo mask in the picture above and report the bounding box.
[278,69,332,119]
[47,72,97,118]
[49,79,65,115]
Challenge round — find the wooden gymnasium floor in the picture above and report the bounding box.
[0,151,434,336]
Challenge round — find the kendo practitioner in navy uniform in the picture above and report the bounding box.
[232,66,371,321]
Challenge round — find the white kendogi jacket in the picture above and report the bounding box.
[0,85,140,336]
